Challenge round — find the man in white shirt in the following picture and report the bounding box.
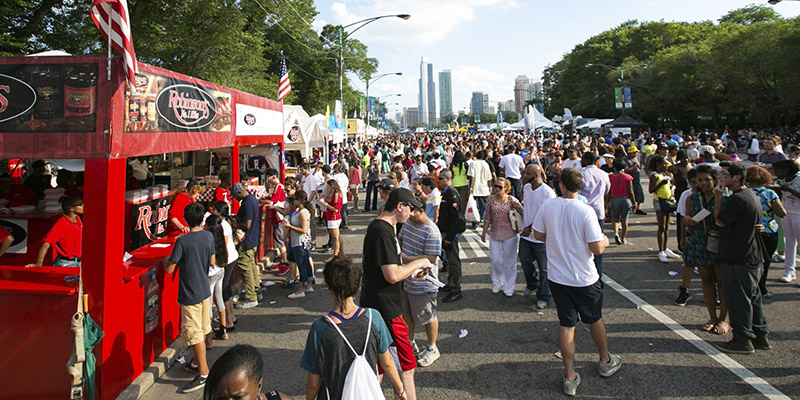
[519,164,556,309]
[533,168,619,396]
[561,147,583,171]
[498,145,525,199]
[579,152,610,277]
[410,155,429,182]
[467,150,493,228]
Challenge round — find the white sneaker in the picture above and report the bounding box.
[235,300,258,309]
[779,270,796,283]
[658,251,668,263]
[492,286,502,294]
[664,248,681,259]
[417,346,440,367]
[288,292,306,299]
[536,300,549,309]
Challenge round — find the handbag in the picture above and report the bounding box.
[464,195,480,222]
[701,196,719,254]
[658,197,677,214]
[509,207,523,233]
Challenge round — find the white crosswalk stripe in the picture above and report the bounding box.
[461,231,487,258]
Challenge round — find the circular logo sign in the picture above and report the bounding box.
[244,113,256,126]
[287,125,300,142]
[0,219,27,246]
[0,73,37,123]
[156,84,218,129]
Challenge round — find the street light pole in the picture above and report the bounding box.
[585,62,647,112]
[365,73,402,132]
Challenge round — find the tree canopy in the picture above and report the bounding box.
[0,0,377,116]
[542,5,800,129]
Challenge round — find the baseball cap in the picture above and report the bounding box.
[377,178,395,191]
[566,147,577,152]
[229,182,245,196]
[699,145,716,155]
[602,153,615,159]
[658,142,669,149]
[385,188,424,210]
[627,145,639,153]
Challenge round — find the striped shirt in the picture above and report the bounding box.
[398,220,441,295]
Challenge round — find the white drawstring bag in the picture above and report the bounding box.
[464,195,480,222]
[323,310,384,400]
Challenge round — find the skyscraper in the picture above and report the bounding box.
[482,93,489,112]
[418,57,436,125]
[470,92,484,114]
[514,75,534,114]
[439,70,452,119]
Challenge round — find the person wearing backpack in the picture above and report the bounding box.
[301,256,407,400]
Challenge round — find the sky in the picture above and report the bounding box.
[311,0,800,120]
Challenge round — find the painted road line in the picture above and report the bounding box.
[462,232,487,258]
[603,275,790,400]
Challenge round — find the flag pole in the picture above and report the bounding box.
[106,9,112,81]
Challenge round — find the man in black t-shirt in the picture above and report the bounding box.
[232,183,261,309]
[713,161,768,355]
[164,203,215,393]
[361,188,431,400]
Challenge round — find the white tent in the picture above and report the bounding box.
[575,119,613,130]
[282,109,327,163]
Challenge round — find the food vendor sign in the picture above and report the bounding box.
[125,71,232,133]
[129,197,170,250]
[0,63,99,133]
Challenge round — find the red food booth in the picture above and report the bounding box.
[0,54,284,399]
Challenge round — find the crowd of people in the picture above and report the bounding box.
[9,124,796,397]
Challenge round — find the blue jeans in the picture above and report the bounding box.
[365,180,379,211]
[53,257,81,267]
[518,239,550,302]
[508,178,521,199]
[594,219,604,277]
[473,196,488,227]
[292,246,315,285]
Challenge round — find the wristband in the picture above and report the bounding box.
[395,388,405,396]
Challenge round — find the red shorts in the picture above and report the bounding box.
[377,315,417,373]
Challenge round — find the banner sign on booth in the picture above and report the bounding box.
[235,103,283,136]
[124,71,231,133]
[129,197,170,250]
[623,87,633,109]
[0,218,28,254]
[0,63,99,133]
[614,87,623,110]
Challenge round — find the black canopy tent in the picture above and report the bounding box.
[601,113,649,128]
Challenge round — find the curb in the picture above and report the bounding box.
[116,339,184,400]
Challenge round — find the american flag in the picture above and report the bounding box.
[90,0,138,91]
[278,51,292,102]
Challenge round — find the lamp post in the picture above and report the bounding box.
[585,62,647,111]
[336,14,410,105]
[365,74,402,131]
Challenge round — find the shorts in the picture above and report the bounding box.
[401,292,438,326]
[272,223,285,248]
[180,297,212,346]
[378,316,417,373]
[549,280,603,328]
[327,219,342,230]
[350,184,359,189]
[652,198,662,212]
[610,197,632,221]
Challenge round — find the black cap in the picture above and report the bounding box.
[377,178,395,191]
[566,147,577,152]
[385,188,424,210]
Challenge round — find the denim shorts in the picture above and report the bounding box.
[610,197,632,221]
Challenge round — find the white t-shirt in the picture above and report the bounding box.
[561,158,583,171]
[677,189,693,216]
[499,153,525,179]
[521,183,557,243]
[221,219,239,265]
[467,160,492,197]
[533,197,604,287]
[410,163,429,182]
[301,173,318,199]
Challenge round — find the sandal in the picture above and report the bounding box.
[712,322,729,335]
[213,326,228,340]
[701,321,715,332]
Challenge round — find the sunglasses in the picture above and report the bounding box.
[493,185,505,189]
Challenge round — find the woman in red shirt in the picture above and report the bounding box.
[608,159,636,245]
[167,180,204,235]
[27,196,83,267]
[319,180,343,261]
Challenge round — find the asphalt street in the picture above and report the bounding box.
[140,178,800,400]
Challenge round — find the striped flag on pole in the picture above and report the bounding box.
[90,0,138,91]
[278,51,292,102]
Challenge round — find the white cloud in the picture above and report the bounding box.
[328,0,520,45]
[311,18,328,32]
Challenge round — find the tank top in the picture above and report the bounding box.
[452,163,468,188]
[350,166,361,185]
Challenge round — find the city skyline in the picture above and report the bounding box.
[418,57,436,125]
[315,1,800,119]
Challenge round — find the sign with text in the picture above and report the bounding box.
[614,87,623,110]
[124,71,231,133]
[235,103,283,136]
[0,63,98,133]
[129,197,170,250]
[623,87,633,109]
